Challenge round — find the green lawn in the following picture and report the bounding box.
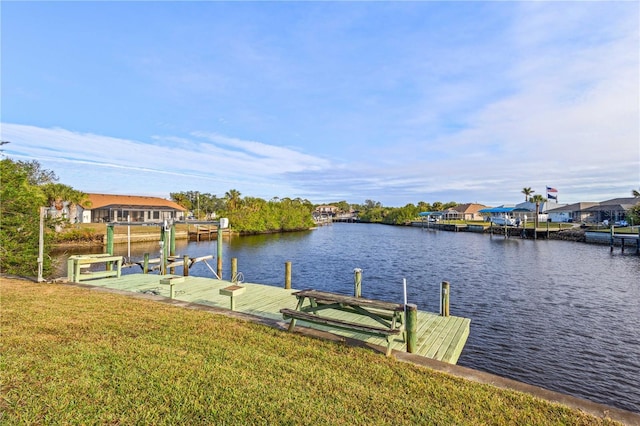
[1,278,621,425]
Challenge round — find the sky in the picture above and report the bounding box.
[1,1,638,207]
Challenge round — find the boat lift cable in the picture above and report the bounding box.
[201,258,221,280]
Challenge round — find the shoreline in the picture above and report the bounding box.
[3,275,639,424]
[52,221,639,250]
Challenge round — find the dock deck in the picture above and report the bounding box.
[80,274,470,364]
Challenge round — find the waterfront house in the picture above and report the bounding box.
[315,205,338,216]
[451,203,489,221]
[79,193,187,223]
[545,202,599,223]
[582,197,638,224]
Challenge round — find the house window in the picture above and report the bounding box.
[153,211,160,220]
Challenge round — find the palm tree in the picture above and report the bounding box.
[224,189,242,211]
[529,194,546,230]
[632,188,640,198]
[41,183,89,229]
[522,187,534,202]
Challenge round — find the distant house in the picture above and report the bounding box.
[314,205,338,216]
[545,202,599,223]
[582,197,638,223]
[79,193,187,223]
[451,203,489,221]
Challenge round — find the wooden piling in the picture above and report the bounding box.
[170,223,176,257]
[183,254,190,276]
[405,303,418,353]
[106,224,114,260]
[285,261,292,289]
[216,226,223,279]
[143,253,149,274]
[440,281,450,317]
[231,257,238,283]
[354,268,362,297]
[546,220,550,239]
[610,226,614,253]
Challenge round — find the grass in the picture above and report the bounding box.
[1,278,621,425]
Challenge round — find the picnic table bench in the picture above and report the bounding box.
[280,289,406,356]
[67,254,123,283]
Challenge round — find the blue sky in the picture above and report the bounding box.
[2,1,638,206]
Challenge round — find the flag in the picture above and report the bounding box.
[548,193,557,200]
[546,186,558,193]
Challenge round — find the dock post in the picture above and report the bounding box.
[106,224,114,255]
[183,254,190,276]
[610,225,614,253]
[285,261,292,289]
[354,268,362,297]
[440,281,450,317]
[161,223,170,275]
[405,303,418,353]
[67,256,75,282]
[169,223,176,275]
[231,257,238,283]
[105,224,115,271]
[143,253,149,274]
[170,222,176,257]
[217,225,223,279]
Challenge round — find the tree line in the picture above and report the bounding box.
[169,191,461,228]
[1,158,88,277]
[169,191,316,233]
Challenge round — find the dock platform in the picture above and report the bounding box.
[77,274,470,364]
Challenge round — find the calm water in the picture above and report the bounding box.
[58,223,640,413]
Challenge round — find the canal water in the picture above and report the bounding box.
[58,223,640,413]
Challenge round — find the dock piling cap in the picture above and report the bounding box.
[219,285,246,297]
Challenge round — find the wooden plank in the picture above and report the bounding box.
[441,319,471,364]
[80,274,470,364]
[78,270,119,281]
[280,309,401,336]
[428,317,466,361]
[293,289,404,312]
[422,317,464,359]
[76,255,123,264]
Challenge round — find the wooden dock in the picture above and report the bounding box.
[78,274,470,364]
[188,226,217,241]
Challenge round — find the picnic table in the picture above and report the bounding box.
[67,254,123,283]
[280,289,406,356]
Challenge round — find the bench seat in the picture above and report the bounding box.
[280,308,401,356]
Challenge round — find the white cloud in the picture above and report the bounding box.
[1,123,332,198]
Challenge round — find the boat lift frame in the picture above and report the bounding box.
[105,218,229,278]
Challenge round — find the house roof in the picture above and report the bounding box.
[83,193,186,211]
[452,203,488,214]
[583,198,639,212]
[546,202,598,213]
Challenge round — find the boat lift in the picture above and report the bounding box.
[105,218,229,278]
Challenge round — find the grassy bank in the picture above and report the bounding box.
[1,278,620,425]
